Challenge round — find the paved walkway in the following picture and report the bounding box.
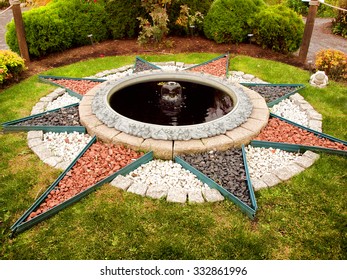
[0,7,346,61]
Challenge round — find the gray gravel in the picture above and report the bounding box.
[180,149,251,206]
[15,106,80,126]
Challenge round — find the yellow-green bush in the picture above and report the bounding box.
[0,50,26,85]
[315,49,347,81]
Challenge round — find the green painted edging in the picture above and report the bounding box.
[39,75,106,83]
[10,135,97,233]
[38,75,106,99]
[11,142,153,234]
[241,145,257,211]
[2,126,86,133]
[133,56,161,72]
[174,156,256,219]
[184,53,229,77]
[250,140,347,156]
[271,113,347,147]
[1,103,83,132]
[240,83,305,107]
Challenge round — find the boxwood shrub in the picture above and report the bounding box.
[250,5,304,53]
[105,0,146,39]
[6,0,109,58]
[203,0,265,44]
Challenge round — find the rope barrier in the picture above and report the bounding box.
[0,5,13,16]
[320,1,347,12]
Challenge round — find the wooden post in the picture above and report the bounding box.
[298,0,320,64]
[10,0,30,63]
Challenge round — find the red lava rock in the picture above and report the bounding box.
[48,79,101,95]
[188,56,228,77]
[256,118,347,151]
[26,142,144,221]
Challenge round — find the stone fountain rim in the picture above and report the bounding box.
[92,70,254,141]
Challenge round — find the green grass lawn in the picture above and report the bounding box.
[0,54,346,260]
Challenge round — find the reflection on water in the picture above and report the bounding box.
[109,80,233,126]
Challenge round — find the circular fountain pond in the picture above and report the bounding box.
[91,71,255,141]
[79,69,270,159]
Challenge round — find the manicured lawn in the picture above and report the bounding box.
[0,54,346,260]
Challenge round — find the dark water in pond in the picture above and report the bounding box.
[109,81,233,126]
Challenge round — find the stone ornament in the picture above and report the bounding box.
[309,70,329,88]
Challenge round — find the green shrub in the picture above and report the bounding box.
[315,49,347,81]
[0,0,10,9]
[251,5,304,53]
[0,50,26,85]
[49,0,109,46]
[5,0,108,58]
[105,0,146,39]
[6,6,73,57]
[332,0,347,38]
[203,0,265,44]
[285,0,338,17]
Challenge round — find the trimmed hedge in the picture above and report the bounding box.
[203,0,265,44]
[6,0,108,57]
[105,0,146,39]
[250,5,304,53]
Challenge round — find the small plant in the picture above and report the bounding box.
[137,5,169,45]
[0,50,26,85]
[315,49,347,81]
[175,4,204,36]
[332,0,347,38]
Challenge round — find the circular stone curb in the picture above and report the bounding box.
[91,71,254,140]
[80,77,269,159]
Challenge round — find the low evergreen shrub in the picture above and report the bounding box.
[203,0,265,44]
[6,0,108,58]
[105,0,146,39]
[251,5,304,53]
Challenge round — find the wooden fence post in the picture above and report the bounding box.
[298,0,320,64]
[10,0,30,63]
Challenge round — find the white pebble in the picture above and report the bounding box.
[126,160,215,193]
[45,92,80,111]
[270,99,309,127]
[43,132,92,164]
[245,146,302,180]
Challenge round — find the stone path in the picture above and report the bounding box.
[295,17,347,62]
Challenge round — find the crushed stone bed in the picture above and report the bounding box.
[18,106,80,126]
[26,142,144,221]
[110,159,224,204]
[179,149,252,206]
[45,92,80,111]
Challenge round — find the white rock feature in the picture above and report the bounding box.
[270,99,309,127]
[309,71,328,88]
[110,159,224,203]
[45,92,80,111]
[42,132,92,168]
[245,146,319,191]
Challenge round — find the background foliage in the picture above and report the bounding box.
[251,4,304,53]
[203,0,265,44]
